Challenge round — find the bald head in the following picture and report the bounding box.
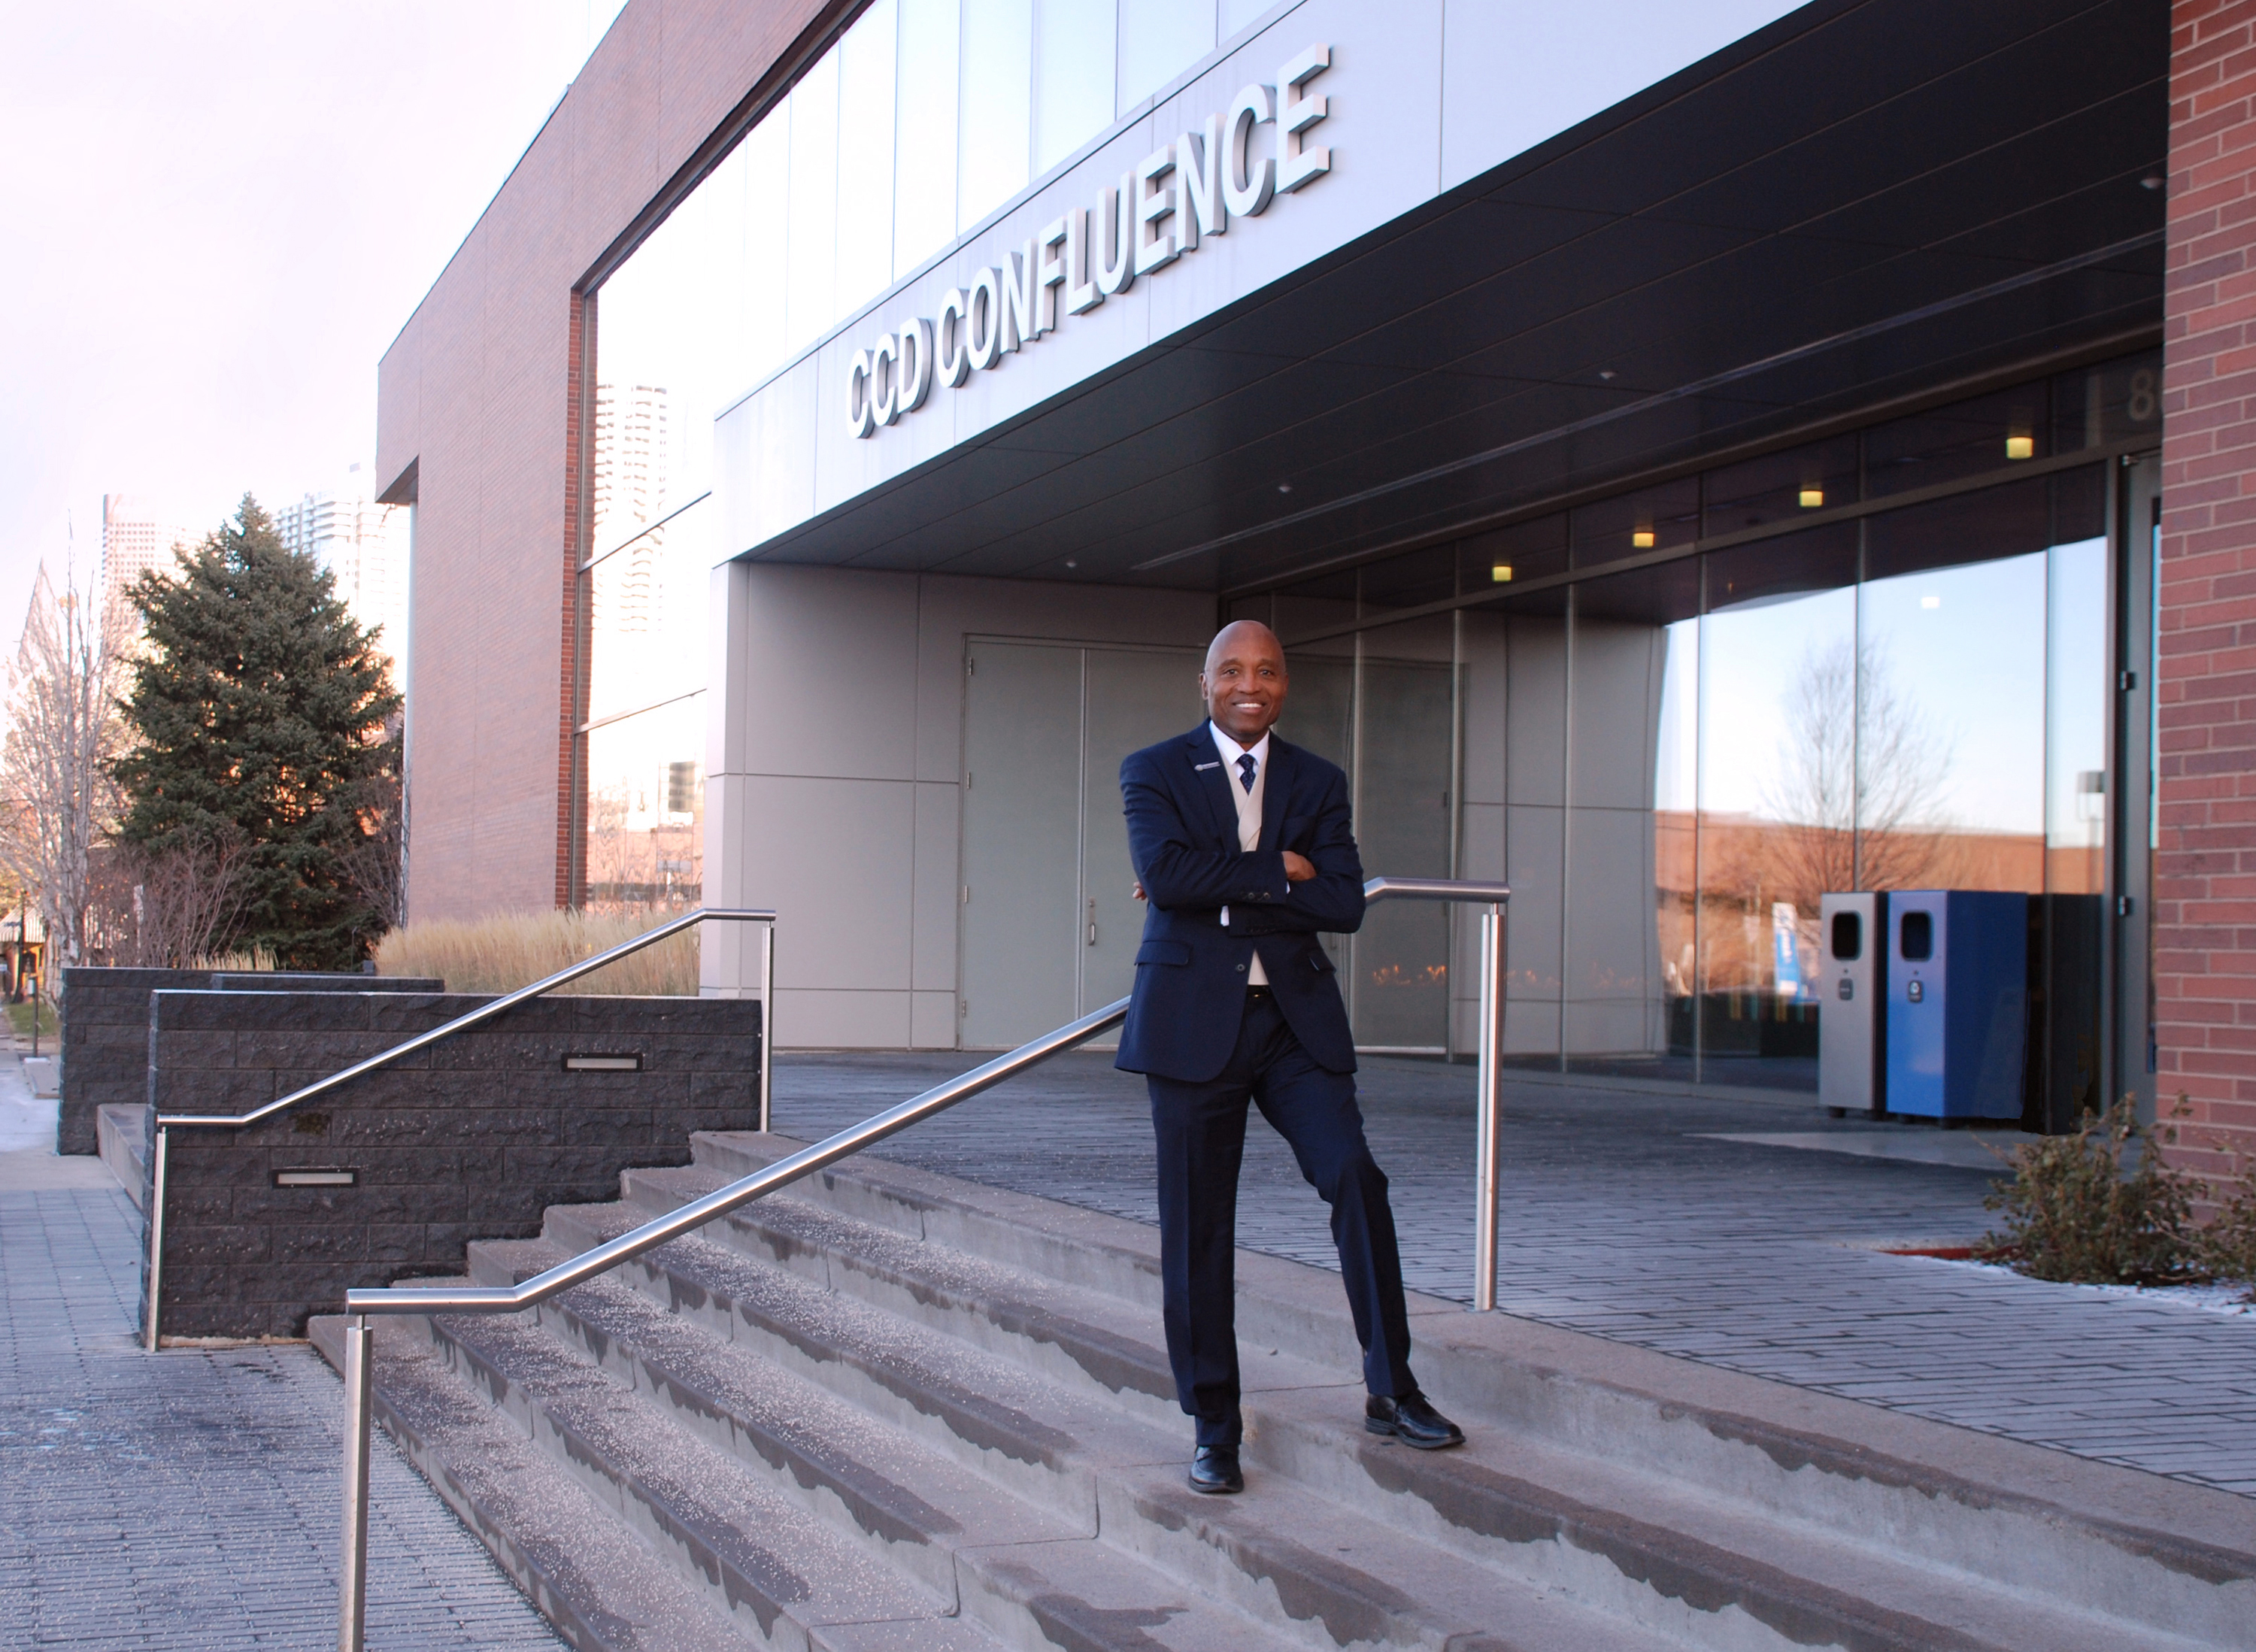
[1200,621,1288,748]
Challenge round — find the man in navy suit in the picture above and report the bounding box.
[1117,620,1463,1495]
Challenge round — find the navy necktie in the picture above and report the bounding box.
[1237,753,1257,793]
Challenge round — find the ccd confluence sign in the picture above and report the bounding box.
[845,43,1335,438]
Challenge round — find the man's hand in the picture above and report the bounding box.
[1133,881,1146,902]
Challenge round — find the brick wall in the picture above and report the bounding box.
[56,967,443,1156]
[2162,0,2256,1189]
[143,989,763,1341]
[380,0,851,924]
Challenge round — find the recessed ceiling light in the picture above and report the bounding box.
[2005,435,2034,460]
[1278,482,1293,493]
[1799,487,1824,508]
[1064,559,1078,568]
[1598,369,1618,381]
[1632,529,1655,549]
[2141,175,2165,190]
[1491,563,1513,583]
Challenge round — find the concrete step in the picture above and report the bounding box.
[618,1162,1349,1432]
[533,1200,1158,1529]
[356,1268,1320,1652]
[464,1235,1087,1600]
[96,1102,146,1208]
[473,1229,1695,1652]
[543,1187,2157,1652]
[316,1121,2256,1652]
[672,1132,2256,1651]
[308,1304,761,1652]
[341,1299,1022,1650]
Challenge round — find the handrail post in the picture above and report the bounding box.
[759,920,775,1134]
[144,1125,169,1351]
[1473,906,1505,1312]
[338,1312,374,1652]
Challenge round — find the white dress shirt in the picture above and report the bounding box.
[1209,720,1272,986]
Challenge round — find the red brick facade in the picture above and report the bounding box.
[2160,0,2256,1185]
[377,0,846,923]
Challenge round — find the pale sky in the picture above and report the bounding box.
[0,0,629,620]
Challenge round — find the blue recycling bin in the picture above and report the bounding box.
[1884,890,2027,1120]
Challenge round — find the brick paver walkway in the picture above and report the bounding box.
[0,1070,565,1647]
[772,1050,2256,1499]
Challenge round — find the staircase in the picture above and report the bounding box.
[313,1129,2256,1651]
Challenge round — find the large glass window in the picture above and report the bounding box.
[575,0,1260,918]
[1242,354,2154,1103]
[1568,558,1698,1079]
[585,0,1246,441]
[1696,526,1857,1088]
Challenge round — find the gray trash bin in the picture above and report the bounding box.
[1818,892,1887,1117]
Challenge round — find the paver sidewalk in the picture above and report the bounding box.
[772,1049,2256,1499]
[0,1056,564,1649]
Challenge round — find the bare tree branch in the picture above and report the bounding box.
[1754,634,1958,920]
[0,561,132,990]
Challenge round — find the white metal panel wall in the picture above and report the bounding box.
[702,562,1210,1047]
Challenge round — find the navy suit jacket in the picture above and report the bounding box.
[1114,725,1366,1082]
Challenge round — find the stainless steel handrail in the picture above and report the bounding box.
[1362,877,1512,1311]
[332,876,1505,1650]
[144,906,778,1352]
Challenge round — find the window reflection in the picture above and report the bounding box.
[1484,586,1567,1059]
[1865,386,2051,499]
[1856,551,2046,898]
[1457,514,1566,593]
[1698,527,1857,1089]
[1237,356,2148,1098]
[1703,435,1857,533]
[584,698,706,913]
[1567,559,1697,1078]
[1571,479,1697,565]
[1349,617,1457,1050]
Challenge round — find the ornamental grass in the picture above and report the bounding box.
[372,907,698,996]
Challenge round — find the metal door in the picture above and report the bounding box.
[1079,647,1205,1033]
[960,641,1082,1047]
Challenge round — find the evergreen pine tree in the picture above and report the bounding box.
[112,495,402,969]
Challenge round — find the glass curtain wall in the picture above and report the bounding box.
[579,0,1274,908]
[1239,351,2158,1105]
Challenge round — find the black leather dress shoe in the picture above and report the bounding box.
[1365,1390,1466,1450]
[1188,1444,1244,1493]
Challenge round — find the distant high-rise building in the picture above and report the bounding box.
[271,463,411,674]
[100,494,193,613]
[590,383,669,637]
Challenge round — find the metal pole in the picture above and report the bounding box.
[338,1314,374,1652]
[1473,908,1505,1312]
[758,921,775,1135]
[144,1126,168,1351]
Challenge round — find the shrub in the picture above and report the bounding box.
[373,908,697,996]
[1979,1096,2204,1286]
[2195,1141,2256,1304]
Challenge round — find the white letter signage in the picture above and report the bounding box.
[848,44,1335,438]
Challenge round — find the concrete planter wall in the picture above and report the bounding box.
[141,989,763,1341]
[57,967,443,1155]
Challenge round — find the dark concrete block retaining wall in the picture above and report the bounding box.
[141,990,763,1341]
[57,967,443,1155]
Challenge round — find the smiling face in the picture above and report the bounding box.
[1200,621,1289,747]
